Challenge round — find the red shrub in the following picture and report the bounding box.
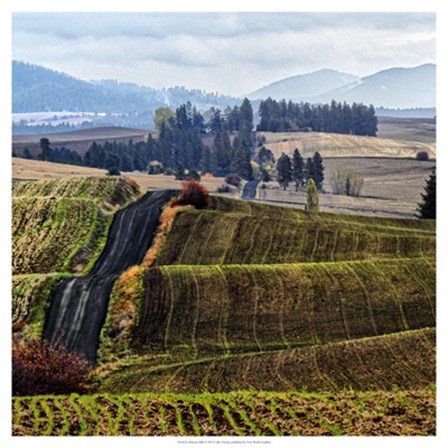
[176,180,211,209]
[12,339,92,396]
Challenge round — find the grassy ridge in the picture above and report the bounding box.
[134,258,435,355]
[12,388,435,436]
[100,328,435,394]
[157,210,435,265]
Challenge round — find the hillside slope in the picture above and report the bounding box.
[12,177,141,339]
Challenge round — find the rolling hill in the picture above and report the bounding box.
[247,69,360,102]
[12,177,436,436]
[259,131,436,160]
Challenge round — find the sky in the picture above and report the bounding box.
[12,12,436,97]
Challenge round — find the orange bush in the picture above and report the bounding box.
[176,180,211,209]
[12,339,92,396]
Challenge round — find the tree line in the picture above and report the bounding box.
[257,98,378,136]
[16,99,256,180]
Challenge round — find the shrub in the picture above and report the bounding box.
[330,167,364,197]
[416,151,429,161]
[107,166,121,176]
[217,184,231,193]
[187,169,201,181]
[225,173,242,189]
[12,338,92,396]
[306,178,319,211]
[176,180,211,209]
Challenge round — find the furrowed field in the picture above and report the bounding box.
[12,176,436,436]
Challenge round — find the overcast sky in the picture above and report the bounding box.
[12,12,435,97]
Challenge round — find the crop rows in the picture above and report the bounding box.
[209,196,436,232]
[12,388,435,436]
[157,210,434,266]
[12,177,119,200]
[101,328,434,394]
[133,258,435,355]
[12,197,109,275]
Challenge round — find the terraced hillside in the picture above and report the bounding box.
[260,131,436,160]
[12,183,436,436]
[12,177,141,339]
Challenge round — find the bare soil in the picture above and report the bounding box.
[258,157,435,218]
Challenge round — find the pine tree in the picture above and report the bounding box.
[276,153,292,190]
[39,138,52,161]
[292,148,304,191]
[417,168,436,219]
[306,178,319,211]
[312,151,325,190]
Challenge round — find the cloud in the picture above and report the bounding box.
[12,12,436,96]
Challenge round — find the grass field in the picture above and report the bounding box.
[260,131,436,160]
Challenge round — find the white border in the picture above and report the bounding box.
[2,1,446,447]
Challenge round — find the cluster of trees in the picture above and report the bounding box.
[15,99,257,180]
[330,167,364,197]
[154,99,255,179]
[257,98,378,136]
[276,149,324,191]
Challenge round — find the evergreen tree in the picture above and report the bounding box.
[23,147,33,160]
[311,151,325,190]
[417,168,436,219]
[232,138,253,181]
[276,153,292,190]
[292,148,304,191]
[304,157,314,182]
[39,138,52,161]
[306,179,319,211]
[239,98,253,142]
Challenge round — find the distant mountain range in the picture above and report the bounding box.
[12,61,238,115]
[247,64,435,109]
[13,61,435,124]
